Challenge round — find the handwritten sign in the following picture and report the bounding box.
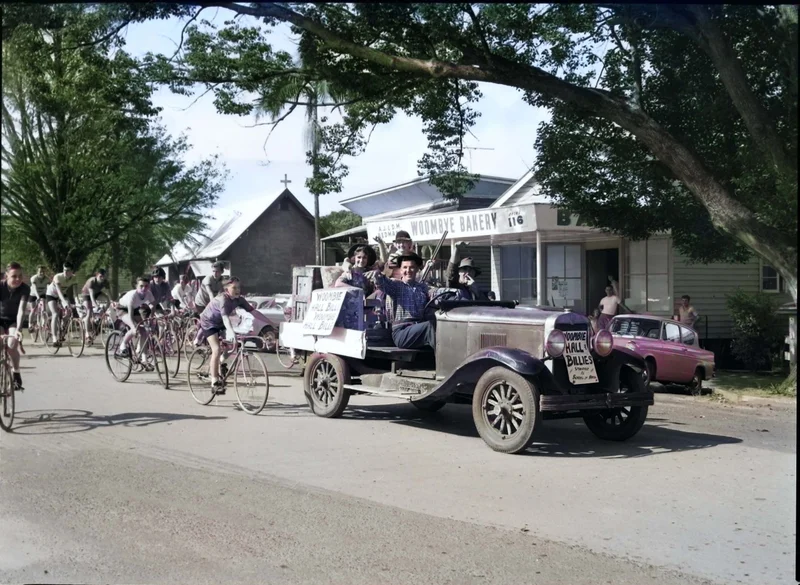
[301,289,349,336]
[563,330,599,385]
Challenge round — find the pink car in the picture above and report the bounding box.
[609,315,715,395]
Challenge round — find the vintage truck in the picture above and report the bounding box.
[279,266,654,454]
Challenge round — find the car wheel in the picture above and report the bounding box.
[583,367,649,441]
[259,326,277,352]
[688,369,703,396]
[643,359,655,388]
[303,353,351,418]
[472,366,540,454]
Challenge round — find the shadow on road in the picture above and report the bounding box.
[9,409,227,435]
[343,403,742,458]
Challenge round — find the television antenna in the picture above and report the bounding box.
[456,146,495,172]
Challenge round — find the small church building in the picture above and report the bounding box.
[156,188,315,295]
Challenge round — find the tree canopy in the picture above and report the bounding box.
[8,3,796,300]
[1,4,225,272]
[319,209,362,239]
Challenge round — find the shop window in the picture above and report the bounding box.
[546,244,582,305]
[760,262,783,293]
[501,245,536,301]
[625,238,671,313]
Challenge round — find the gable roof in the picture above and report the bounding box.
[156,189,312,266]
[339,175,515,218]
[490,168,553,208]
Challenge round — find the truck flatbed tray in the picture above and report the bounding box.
[365,346,430,362]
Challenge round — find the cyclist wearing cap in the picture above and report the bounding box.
[45,263,77,346]
[81,268,110,341]
[0,262,30,390]
[194,261,225,317]
[149,267,175,315]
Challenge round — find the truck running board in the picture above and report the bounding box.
[540,391,654,412]
[342,384,419,399]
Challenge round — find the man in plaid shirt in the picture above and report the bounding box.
[373,252,437,350]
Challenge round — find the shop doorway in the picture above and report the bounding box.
[586,248,619,314]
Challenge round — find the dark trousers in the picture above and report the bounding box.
[392,321,435,350]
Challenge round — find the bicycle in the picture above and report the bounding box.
[43,304,85,358]
[153,311,182,378]
[27,298,47,345]
[275,340,302,370]
[186,334,270,415]
[0,334,25,432]
[104,315,169,389]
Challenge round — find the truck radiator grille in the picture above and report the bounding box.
[480,332,507,349]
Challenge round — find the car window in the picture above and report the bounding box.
[610,318,662,339]
[662,323,681,343]
[680,326,696,346]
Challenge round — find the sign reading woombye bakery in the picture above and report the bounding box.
[367,205,537,243]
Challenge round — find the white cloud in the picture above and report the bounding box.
[123,14,551,217]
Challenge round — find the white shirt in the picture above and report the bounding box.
[119,289,155,310]
[599,294,620,316]
[171,283,192,305]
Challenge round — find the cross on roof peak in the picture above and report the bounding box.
[281,174,291,188]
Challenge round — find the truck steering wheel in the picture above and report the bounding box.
[424,289,460,313]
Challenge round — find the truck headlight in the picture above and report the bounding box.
[546,329,566,358]
[593,330,613,357]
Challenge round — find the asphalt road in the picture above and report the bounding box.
[1,344,795,585]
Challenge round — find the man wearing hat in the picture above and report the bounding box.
[443,240,487,301]
[372,251,438,350]
[335,244,378,296]
[375,230,432,280]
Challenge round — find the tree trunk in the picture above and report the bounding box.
[109,238,120,299]
[314,190,321,265]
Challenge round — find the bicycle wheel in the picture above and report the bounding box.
[0,361,14,432]
[44,317,60,355]
[67,318,86,358]
[27,309,39,344]
[161,321,181,379]
[150,338,169,389]
[234,352,270,415]
[187,347,215,405]
[275,341,298,369]
[105,330,132,382]
[183,319,200,361]
[100,317,113,349]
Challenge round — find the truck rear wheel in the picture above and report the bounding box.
[303,353,351,418]
[583,367,649,441]
[472,367,540,454]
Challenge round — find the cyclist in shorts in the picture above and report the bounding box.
[171,274,193,311]
[45,263,77,346]
[149,268,175,316]
[196,277,268,393]
[81,268,110,342]
[116,276,156,358]
[29,265,49,311]
[0,262,30,390]
[193,261,225,316]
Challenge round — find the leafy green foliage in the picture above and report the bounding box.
[118,4,795,288]
[1,4,225,272]
[319,210,362,238]
[726,289,784,371]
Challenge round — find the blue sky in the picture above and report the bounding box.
[123,10,551,216]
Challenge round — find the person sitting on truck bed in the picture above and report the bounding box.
[335,244,377,297]
[441,240,487,301]
[372,252,437,350]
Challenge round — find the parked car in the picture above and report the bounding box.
[243,295,291,351]
[609,314,715,395]
[280,286,654,455]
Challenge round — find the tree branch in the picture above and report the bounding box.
[462,4,493,66]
